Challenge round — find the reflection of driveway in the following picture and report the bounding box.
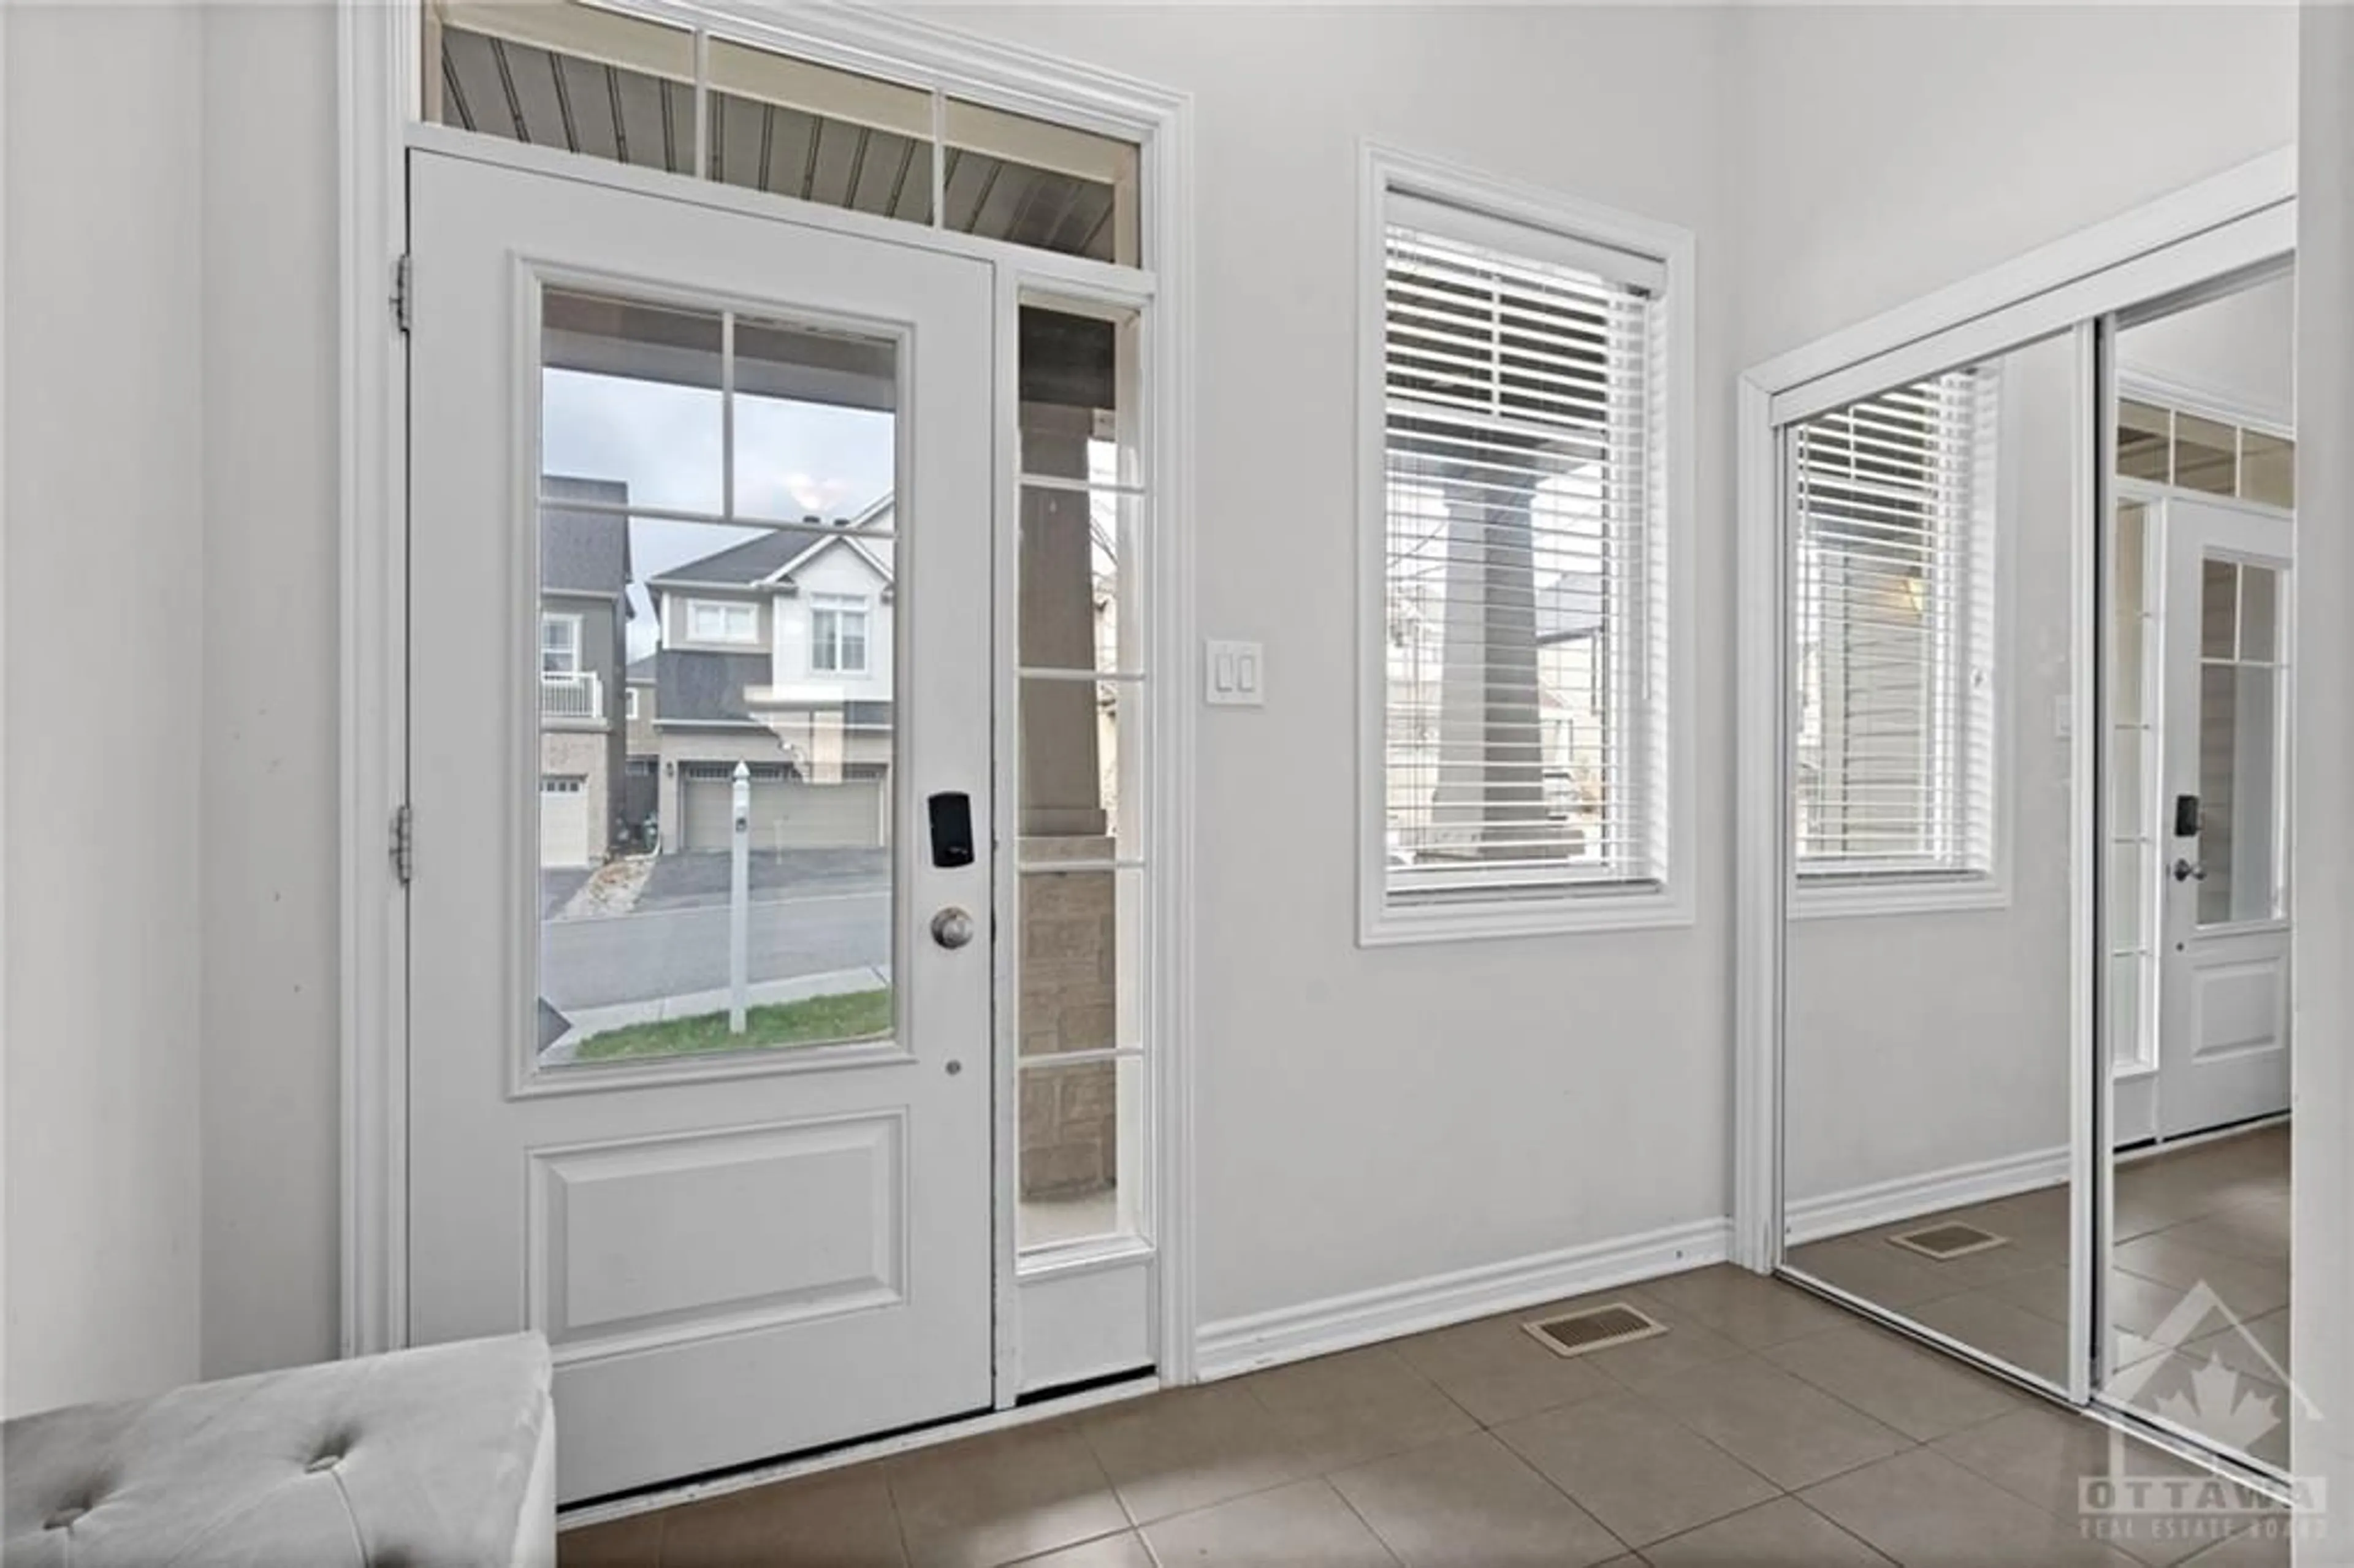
[538,867,593,918]
[635,848,889,911]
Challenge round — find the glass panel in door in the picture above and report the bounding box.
[535,286,899,1068]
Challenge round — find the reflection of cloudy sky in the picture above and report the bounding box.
[543,370,894,657]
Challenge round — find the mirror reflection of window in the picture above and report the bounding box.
[1790,370,1998,884]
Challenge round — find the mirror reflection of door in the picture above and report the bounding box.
[2101,272,2295,1471]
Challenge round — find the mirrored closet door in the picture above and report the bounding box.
[1780,330,2085,1394]
[1753,206,2297,1484]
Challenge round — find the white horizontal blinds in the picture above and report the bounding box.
[1382,199,1666,907]
[1791,368,1998,878]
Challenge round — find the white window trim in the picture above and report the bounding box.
[540,610,582,674]
[685,596,761,646]
[1788,367,2019,921]
[625,686,641,720]
[1355,142,1694,947]
[810,592,872,674]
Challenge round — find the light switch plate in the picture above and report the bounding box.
[1204,639,1265,707]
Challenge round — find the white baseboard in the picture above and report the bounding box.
[1193,1216,1732,1383]
[1784,1146,2070,1247]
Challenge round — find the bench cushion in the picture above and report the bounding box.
[3,1333,554,1567]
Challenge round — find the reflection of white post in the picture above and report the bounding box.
[729,761,750,1034]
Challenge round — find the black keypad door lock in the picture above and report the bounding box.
[928,791,975,868]
[2174,793,2203,838]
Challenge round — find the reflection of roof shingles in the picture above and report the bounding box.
[649,527,830,587]
[647,497,895,589]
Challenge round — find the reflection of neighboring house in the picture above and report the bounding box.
[539,476,632,869]
[643,498,895,853]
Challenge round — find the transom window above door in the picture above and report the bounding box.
[426,1,1143,264]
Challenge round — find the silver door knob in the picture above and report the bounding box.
[2172,858,2208,883]
[931,907,976,949]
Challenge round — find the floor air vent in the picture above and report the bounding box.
[1522,1301,1669,1359]
[1887,1222,2009,1260]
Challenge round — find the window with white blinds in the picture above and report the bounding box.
[1374,186,1673,928]
[1790,369,1998,881]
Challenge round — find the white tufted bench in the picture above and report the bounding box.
[2,1333,554,1567]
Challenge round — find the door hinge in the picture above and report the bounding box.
[392,253,413,335]
[391,802,414,886]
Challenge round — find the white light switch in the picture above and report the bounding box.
[1204,639,1265,707]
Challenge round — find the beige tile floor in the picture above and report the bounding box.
[1787,1124,2290,1466]
[558,1261,2287,1567]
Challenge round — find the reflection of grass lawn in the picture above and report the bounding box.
[574,989,892,1062]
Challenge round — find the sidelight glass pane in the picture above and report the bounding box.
[2175,413,2239,497]
[1020,303,1142,491]
[1016,866,1141,1058]
[1016,488,1137,679]
[2109,950,2149,1072]
[1019,680,1136,865]
[2113,502,2148,719]
[1017,1055,1142,1249]
[2241,564,2280,663]
[2242,430,2296,509]
[433,4,697,175]
[705,40,935,226]
[534,287,902,1070]
[2201,560,2239,660]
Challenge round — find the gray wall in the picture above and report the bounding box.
[6,1,210,1411]
[197,1,345,1385]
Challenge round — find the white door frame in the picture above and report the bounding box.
[337,1,1198,1391]
[1732,151,2295,1411]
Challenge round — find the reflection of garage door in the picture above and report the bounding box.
[539,776,590,868]
[679,765,885,851]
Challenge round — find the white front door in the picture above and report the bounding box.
[2154,495,2293,1139]
[406,148,997,1502]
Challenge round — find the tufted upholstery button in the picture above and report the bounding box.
[44,1506,86,1531]
[305,1455,340,1474]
